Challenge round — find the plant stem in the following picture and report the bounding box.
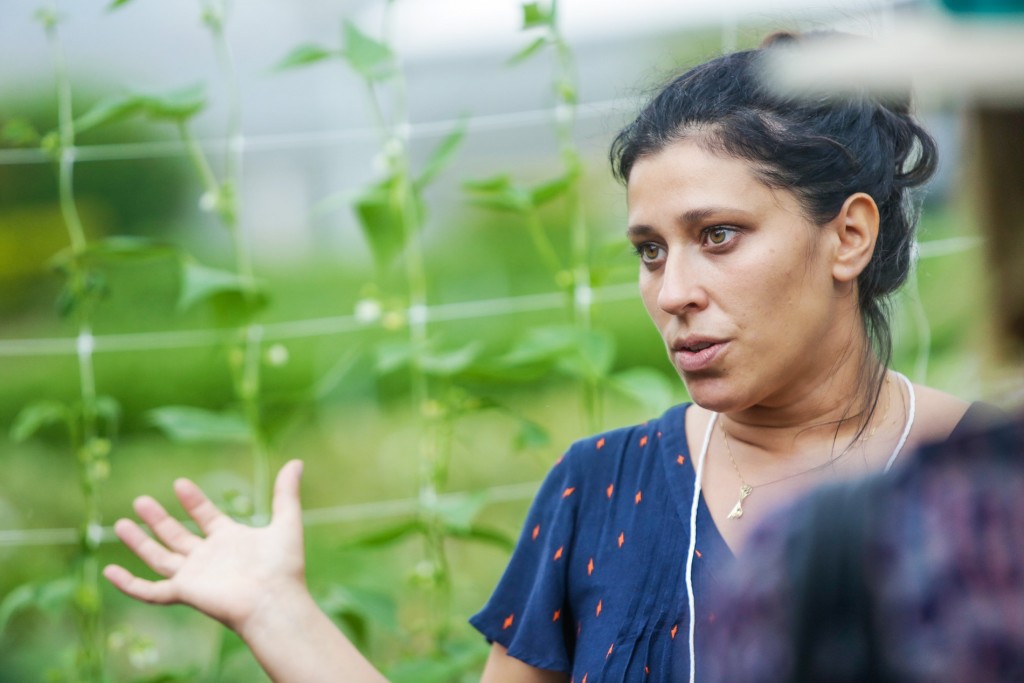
[548,3,600,433]
[374,5,453,650]
[46,8,106,680]
[199,0,270,522]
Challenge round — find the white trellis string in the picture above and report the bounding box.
[0,237,981,359]
[0,98,635,166]
[0,284,640,357]
[0,480,543,548]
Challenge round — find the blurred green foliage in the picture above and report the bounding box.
[0,4,1000,683]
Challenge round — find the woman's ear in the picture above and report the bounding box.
[831,192,880,283]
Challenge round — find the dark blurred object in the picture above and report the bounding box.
[974,106,1024,350]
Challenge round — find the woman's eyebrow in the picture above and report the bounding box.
[627,206,753,237]
[626,225,657,239]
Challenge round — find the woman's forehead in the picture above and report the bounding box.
[625,141,800,219]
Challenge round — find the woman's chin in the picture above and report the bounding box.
[683,377,745,414]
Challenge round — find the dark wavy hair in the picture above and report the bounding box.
[610,31,938,415]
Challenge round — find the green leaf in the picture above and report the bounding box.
[388,641,489,683]
[73,85,206,135]
[376,340,415,375]
[1,118,41,147]
[445,524,517,552]
[10,400,69,442]
[418,341,483,377]
[463,175,530,214]
[430,491,488,532]
[51,237,178,270]
[498,325,579,367]
[529,172,576,207]
[353,176,417,271]
[95,395,122,434]
[317,584,398,639]
[177,259,266,312]
[414,119,467,191]
[341,21,396,82]
[515,417,550,449]
[556,329,616,380]
[521,2,555,29]
[0,578,75,634]
[340,520,424,549]
[148,406,251,444]
[609,367,677,412]
[508,35,549,65]
[273,43,338,71]
[107,0,136,9]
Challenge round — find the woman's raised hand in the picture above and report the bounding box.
[103,459,308,637]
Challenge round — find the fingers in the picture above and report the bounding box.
[133,495,200,555]
[272,459,304,528]
[112,517,184,578]
[103,563,178,604]
[174,477,229,535]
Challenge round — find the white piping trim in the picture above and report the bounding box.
[686,410,718,683]
[884,371,917,473]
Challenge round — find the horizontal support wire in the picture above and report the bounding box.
[0,283,639,357]
[0,480,543,548]
[0,237,982,359]
[0,98,633,166]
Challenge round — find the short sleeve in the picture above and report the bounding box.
[469,445,586,673]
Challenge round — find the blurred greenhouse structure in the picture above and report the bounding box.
[0,0,1009,681]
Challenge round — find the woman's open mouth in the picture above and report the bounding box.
[672,338,727,373]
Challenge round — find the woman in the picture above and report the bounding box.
[104,32,979,682]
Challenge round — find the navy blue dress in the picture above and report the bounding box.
[470,403,732,682]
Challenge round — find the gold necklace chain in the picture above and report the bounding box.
[722,375,894,521]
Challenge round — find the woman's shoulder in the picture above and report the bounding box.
[907,381,972,446]
[558,403,694,471]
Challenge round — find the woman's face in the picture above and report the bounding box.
[627,140,852,414]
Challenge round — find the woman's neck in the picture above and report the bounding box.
[722,344,884,459]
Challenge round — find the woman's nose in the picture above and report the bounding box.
[656,253,708,314]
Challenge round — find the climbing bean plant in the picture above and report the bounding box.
[0,1,676,681]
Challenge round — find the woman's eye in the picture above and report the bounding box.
[704,226,737,246]
[635,243,664,262]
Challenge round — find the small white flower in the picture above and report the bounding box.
[355,298,382,323]
[199,191,218,212]
[265,344,289,367]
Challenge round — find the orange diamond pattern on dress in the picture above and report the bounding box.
[563,487,576,498]
[677,454,685,465]
[587,558,594,576]
[532,524,540,541]
[554,546,564,561]
[596,600,603,617]
[596,437,605,449]
[606,643,614,658]
[670,624,678,639]
[618,532,625,548]
[606,483,614,498]
[503,614,514,630]
[553,609,561,622]
[635,490,643,505]
[639,435,648,447]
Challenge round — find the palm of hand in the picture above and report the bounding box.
[104,460,307,635]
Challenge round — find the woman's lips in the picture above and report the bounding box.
[672,340,727,373]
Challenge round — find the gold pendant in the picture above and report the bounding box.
[727,484,753,520]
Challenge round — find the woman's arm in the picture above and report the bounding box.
[481,644,570,683]
[104,460,565,683]
[104,460,387,683]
